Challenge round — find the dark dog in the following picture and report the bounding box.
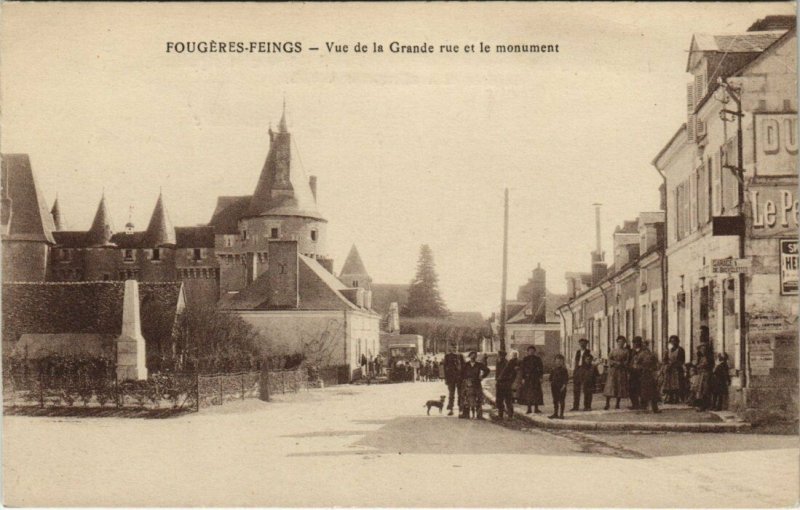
[424,396,446,415]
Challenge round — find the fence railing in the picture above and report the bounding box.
[197,372,260,408]
[262,368,309,397]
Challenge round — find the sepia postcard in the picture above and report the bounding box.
[1,1,798,507]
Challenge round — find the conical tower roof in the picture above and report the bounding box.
[143,192,176,246]
[50,196,64,231]
[247,107,324,221]
[340,244,369,277]
[86,194,115,246]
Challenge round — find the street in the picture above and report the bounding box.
[4,381,798,507]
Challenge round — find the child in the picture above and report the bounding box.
[687,364,700,407]
[711,353,731,411]
[549,354,569,420]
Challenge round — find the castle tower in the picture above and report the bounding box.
[86,193,115,247]
[144,192,176,247]
[0,154,55,281]
[240,104,327,258]
[339,244,371,290]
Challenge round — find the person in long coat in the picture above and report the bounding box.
[631,338,661,413]
[494,350,518,420]
[663,335,686,403]
[603,336,630,410]
[520,346,544,414]
[695,342,713,411]
[461,351,490,419]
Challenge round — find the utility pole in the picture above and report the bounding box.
[499,188,509,352]
[716,77,747,389]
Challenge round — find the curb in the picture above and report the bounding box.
[482,388,751,433]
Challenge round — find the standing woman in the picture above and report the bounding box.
[520,346,544,414]
[603,336,630,410]
[663,335,686,404]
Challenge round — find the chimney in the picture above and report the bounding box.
[309,176,318,201]
[267,241,299,308]
[116,280,148,381]
[591,204,607,286]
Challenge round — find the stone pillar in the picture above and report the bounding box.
[116,279,148,381]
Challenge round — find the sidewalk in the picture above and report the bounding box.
[483,378,750,433]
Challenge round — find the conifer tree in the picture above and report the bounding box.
[402,244,449,317]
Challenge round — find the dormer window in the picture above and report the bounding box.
[123,249,135,262]
[151,248,161,261]
[59,248,72,262]
[193,248,202,261]
[352,280,359,287]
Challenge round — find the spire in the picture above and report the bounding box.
[278,98,287,133]
[86,193,115,246]
[51,195,64,231]
[143,191,176,246]
[340,244,369,278]
[247,107,324,220]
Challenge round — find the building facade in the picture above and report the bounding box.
[653,22,797,417]
[557,211,665,367]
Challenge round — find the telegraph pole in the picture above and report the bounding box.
[499,188,509,352]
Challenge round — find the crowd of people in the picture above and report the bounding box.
[559,327,732,416]
[429,327,732,421]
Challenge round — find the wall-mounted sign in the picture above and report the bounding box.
[780,239,798,295]
[712,258,751,274]
[754,113,798,176]
[749,187,799,237]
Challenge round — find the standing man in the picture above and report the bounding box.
[628,336,644,410]
[443,343,464,416]
[494,350,518,420]
[572,338,594,411]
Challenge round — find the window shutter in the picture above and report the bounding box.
[694,72,706,106]
[686,83,696,143]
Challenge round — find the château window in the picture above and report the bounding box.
[193,248,202,261]
[352,280,359,287]
[123,249,134,262]
[310,230,317,242]
[271,227,280,239]
[151,248,161,261]
[60,248,72,262]
[242,230,248,241]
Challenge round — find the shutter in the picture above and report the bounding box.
[686,83,696,143]
[694,72,706,106]
[696,118,706,139]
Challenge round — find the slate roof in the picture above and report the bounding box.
[340,244,369,277]
[219,254,370,312]
[506,292,567,324]
[86,195,115,246]
[143,193,176,246]
[208,195,250,235]
[246,114,325,221]
[175,226,214,248]
[0,154,56,243]
[2,281,185,345]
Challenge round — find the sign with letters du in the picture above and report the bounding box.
[780,239,798,295]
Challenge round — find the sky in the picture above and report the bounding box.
[1,2,795,314]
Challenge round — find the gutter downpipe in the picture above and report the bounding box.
[652,164,669,357]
